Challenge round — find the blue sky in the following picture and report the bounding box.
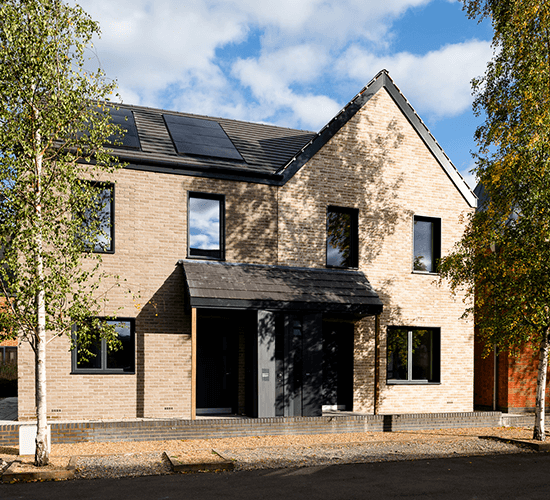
[78,0,493,188]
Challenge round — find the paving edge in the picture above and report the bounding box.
[1,456,77,483]
[164,451,235,473]
[480,436,550,452]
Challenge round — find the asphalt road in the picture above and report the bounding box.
[1,452,549,500]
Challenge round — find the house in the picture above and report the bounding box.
[17,70,476,420]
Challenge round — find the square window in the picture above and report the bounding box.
[413,216,441,273]
[326,206,358,268]
[386,327,440,383]
[79,182,114,253]
[188,193,224,260]
[73,319,135,373]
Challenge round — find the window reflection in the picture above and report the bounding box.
[327,207,358,268]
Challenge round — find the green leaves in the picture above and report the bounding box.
[0,0,125,346]
[441,1,550,356]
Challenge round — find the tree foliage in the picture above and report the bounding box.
[440,0,550,440]
[0,0,125,464]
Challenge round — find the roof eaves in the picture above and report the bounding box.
[277,70,478,208]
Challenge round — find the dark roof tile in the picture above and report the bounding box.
[180,260,382,316]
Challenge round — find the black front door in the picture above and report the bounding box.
[196,314,238,414]
[275,313,323,417]
[322,322,354,411]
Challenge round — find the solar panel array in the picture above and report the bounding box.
[109,108,141,150]
[163,114,244,161]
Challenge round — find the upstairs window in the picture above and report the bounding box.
[386,327,440,383]
[188,193,224,260]
[80,182,114,253]
[73,318,135,374]
[413,216,440,273]
[326,206,358,268]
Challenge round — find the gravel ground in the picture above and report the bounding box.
[75,453,173,480]
[0,426,542,480]
[215,437,533,471]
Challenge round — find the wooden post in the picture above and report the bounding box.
[374,314,380,415]
[191,307,197,420]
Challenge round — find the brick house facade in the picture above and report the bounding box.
[17,70,476,420]
[473,339,550,412]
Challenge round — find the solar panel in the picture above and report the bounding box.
[108,108,141,150]
[163,114,244,161]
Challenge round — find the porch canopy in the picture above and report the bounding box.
[180,260,383,316]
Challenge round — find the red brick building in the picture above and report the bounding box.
[474,338,550,412]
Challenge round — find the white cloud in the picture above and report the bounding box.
[338,40,493,119]
[231,45,341,128]
[79,0,247,105]
[76,0,437,116]
[72,0,491,134]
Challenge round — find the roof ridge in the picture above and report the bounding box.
[107,101,314,135]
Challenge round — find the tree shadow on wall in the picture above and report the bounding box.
[353,278,413,416]
[277,115,413,269]
[134,265,187,417]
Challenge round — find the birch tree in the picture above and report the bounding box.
[0,0,125,464]
[440,0,550,440]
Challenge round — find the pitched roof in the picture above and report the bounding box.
[110,70,476,207]
[180,260,383,316]
[277,70,477,208]
[110,104,316,183]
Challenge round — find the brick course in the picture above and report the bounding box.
[0,412,506,447]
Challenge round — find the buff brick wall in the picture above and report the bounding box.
[18,170,278,420]
[277,88,474,414]
[18,87,474,420]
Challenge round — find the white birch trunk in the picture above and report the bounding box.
[533,331,549,441]
[34,286,49,465]
[33,105,49,466]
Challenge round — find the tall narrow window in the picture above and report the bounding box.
[326,207,358,268]
[188,193,224,260]
[80,183,114,253]
[386,327,440,383]
[413,216,441,273]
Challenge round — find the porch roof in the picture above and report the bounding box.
[179,260,383,316]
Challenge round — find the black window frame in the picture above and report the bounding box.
[326,206,359,269]
[80,181,115,254]
[412,215,441,274]
[187,192,225,261]
[72,317,135,374]
[386,326,441,384]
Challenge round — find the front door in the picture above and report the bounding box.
[322,322,354,411]
[275,313,323,417]
[196,314,238,415]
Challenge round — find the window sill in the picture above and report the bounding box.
[186,254,225,261]
[386,380,440,385]
[71,370,135,375]
[326,265,359,270]
[411,270,439,276]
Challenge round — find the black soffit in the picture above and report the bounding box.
[108,108,141,150]
[164,114,244,162]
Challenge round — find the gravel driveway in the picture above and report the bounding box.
[1,426,541,480]
[59,427,539,479]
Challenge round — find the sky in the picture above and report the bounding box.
[77,0,494,189]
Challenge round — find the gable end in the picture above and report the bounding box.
[278,70,477,208]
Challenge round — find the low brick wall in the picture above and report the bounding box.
[0,411,509,448]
